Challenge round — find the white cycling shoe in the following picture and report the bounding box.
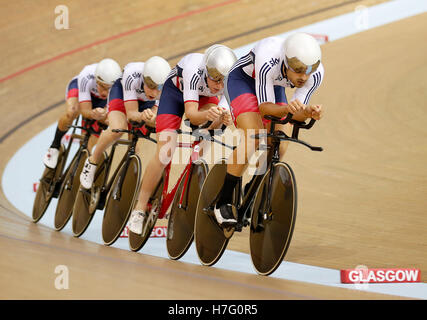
[43,148,60,169]
[80,158,97,189]
[214,204,237,227]
[128,210,146,235]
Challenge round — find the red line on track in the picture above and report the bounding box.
[0,0,240,84]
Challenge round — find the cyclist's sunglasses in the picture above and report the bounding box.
[206,67,224,83]
[143,76,163,91]
[286,57,320,75]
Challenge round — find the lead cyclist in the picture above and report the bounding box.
[214,32,325,227]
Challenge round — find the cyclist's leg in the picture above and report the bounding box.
[134,129,178,212]
[90,111,126,164]
[90,79,127,164]
[56,79,80,139]
[214,112,263,224]
[80,80,126,189]
[128,127,178,235]
[44,78,79,168]
[49,96,79,148]
[214,67,264,225]
[243,85,290,189]
[129,76,183,233]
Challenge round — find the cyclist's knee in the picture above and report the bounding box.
[110,129,124,141]
[65,109,79,121]
[66,98,79,118]
[154,139,174,167]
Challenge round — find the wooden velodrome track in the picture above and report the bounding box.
[1,0,426,299]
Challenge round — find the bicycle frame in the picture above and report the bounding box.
[93,129,147,207]
[156,139,202,219]
[98,139,130,197]
[236,114,323,227]
[56,118,99,191]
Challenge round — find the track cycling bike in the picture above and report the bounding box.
[128,120,233,260]
[72,121,156,244]
[32,117,101,224]
[194,113,323,276]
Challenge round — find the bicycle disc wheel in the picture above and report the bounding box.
[54,150,87,231]
[128,175,164,252]
[72,152,107,237]
[249,162,297,276]
[167,160,208,260]
[32,145,65,222]
[102,155,141,246]
[194,159,230,266]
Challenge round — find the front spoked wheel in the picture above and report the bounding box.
[54,150,87,231]
[102,155,141,246]
[72,152,107,237]
[32,145,65,222]
[249,162,297,276]
[167,160,208,260]
[194,159,231,267]
[128,175,164,252]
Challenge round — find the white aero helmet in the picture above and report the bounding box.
[204,44,237,81]
[283,33,321,75]
[95,58,122,86]
[143,56,171,90]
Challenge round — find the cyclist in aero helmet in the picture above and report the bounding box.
[95,58,123,86]
[42,58,121,169]
[213,32,325,227]
[283,32,321,85]
[80,56,171,189]
[205,44,238,82]
[127,44,237,235]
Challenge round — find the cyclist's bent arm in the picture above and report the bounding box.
[79,101,96,119]
[124,100,141,123]
[184,101,210,126]
[259,102,288,119]
[259,101,316,122]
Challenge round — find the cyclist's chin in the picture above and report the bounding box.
[294,81,306,88]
